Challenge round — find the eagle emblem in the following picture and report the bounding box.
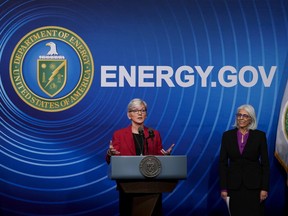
[37,42,67,97]
[46,42,58,56]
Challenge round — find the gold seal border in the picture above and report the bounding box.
[10,26,94,112]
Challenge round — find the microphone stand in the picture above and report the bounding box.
[138,127,154,155]
[145,137,148,155]
[138,127,145,156]
[148,128,154,155]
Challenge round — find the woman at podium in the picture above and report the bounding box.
[106,98,174,164]
[105,98,175,216]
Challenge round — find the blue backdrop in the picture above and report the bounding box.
[1,0,288,215]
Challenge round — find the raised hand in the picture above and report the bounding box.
[161,143,175,155]
[107,140,120,156]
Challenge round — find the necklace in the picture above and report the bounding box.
[241,134,245,143]
[240,130,248,143]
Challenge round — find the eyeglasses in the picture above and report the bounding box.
[129,109,147,114]
[236,113,250,119]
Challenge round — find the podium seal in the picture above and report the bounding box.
[139,156,162,178]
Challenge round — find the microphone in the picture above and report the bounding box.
[138,126,146,155]
[148,128,155,139]
[148,128,155,155]
[137,127,155,155]
[138,126,144,137]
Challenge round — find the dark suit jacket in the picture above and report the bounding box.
[106,125,163,163]
[219,128,270,191]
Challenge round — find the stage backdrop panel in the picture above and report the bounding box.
[1,0,288,215]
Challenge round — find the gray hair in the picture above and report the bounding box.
[233,104,257,130]
[127,98,147,112]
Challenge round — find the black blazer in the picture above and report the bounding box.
[219,128,270,191]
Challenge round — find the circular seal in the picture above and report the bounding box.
[10,26,94,112]
[139,156,162,178]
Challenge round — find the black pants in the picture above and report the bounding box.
[229,186,265,216]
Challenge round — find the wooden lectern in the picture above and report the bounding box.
[108,155,187,216]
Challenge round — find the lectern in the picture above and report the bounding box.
[108,155,187,216]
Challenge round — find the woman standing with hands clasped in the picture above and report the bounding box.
[219,104,270,216]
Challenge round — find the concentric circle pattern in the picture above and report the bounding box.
[1,0,288,215]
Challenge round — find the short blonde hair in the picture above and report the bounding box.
[233,104,257,130]
[127,98,147,112]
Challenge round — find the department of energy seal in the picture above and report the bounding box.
[10,26,94,112]
[139,156,162,178]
